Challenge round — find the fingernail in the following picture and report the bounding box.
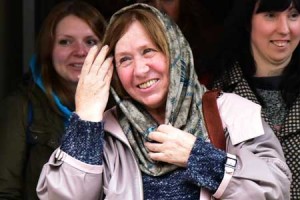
[90,45,98,52]
[103,45,109,50]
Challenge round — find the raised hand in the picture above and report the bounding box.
[145,124,196,167]
[75,45,113,122]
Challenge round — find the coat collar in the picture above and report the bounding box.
[214,63,300,137]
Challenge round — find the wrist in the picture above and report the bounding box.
[75,110,103,122]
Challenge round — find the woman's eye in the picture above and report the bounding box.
[289,9,300,20]
[58,39,71,46]
[86,39,99,46]
[143,48,156,55]
[264,12,276,19]
[120,57,130,63]
[117,56,131,67]
[142,48,157,58]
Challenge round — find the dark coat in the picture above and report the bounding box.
[0,83,65,199]
[213,64,300,199]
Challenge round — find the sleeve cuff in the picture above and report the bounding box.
[213,153,237,198]
[185,137,227,192]
[54,148,103,174]
[60,112,105,165]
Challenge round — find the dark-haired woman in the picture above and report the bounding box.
[212,0,300,198]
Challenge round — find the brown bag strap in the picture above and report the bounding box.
[202,89,226,151]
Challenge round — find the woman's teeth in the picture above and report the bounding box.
[138,79,157,89]
[272,41,288,47]
[72,64,83,68]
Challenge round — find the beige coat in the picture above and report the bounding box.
[37,93,291,200]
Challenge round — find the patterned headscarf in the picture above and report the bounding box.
[109,3,208,176]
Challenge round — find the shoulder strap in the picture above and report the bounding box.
[202,89,226,151]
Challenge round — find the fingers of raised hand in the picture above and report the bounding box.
[78,45,113,87]
[90,45,110,75]
[81,45,110,77]
[81,45,99,77]
[74,46,113,122]
[98,56,114,81]
[106,62,114,81]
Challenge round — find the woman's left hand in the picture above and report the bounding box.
[75,45,113,122]
[145,124,196,167]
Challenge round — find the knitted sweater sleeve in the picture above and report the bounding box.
[185,137,226,192]
[60,112,104,165]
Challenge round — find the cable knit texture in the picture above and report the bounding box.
[60,113,104,165]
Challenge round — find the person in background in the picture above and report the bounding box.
[135,0,229,86]
[212,0,300,198]
[37,4,290,200]
[0,1,106,199]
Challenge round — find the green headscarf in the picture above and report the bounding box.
[109,3,208,176]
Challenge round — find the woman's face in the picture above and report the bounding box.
[52,15,100,86]
[115,20,170,114]
[251,3,300,76]
[137,0,180,22]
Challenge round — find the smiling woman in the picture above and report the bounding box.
[37,3,291,200]
[114,21,169,123]
[251,2,300,76]
[53,15,100,88]
[135,0,230,87]
[212,0,300,198]
[0,1,106,199]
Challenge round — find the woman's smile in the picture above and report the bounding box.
[137,79,159,89]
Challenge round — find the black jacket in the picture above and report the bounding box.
[0,83,65,199]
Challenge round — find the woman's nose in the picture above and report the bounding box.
[134,58,150,76]
[73,42,89,57]
[277,16,290,35]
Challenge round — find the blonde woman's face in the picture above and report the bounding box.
[52,15,100,86]
[114,21,170,116]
